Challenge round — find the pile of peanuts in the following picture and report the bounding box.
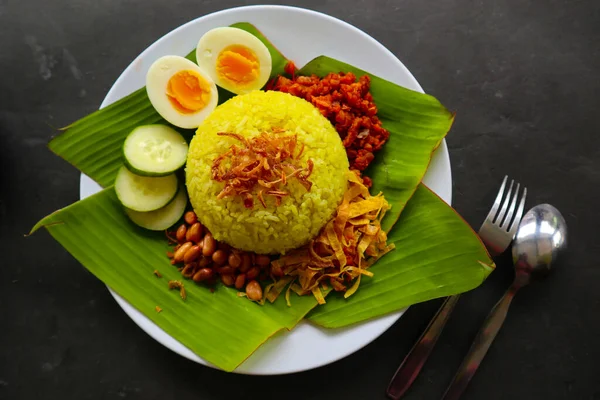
[167,211,284,302]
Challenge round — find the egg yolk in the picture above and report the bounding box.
[216,45,260,85]
[166,70,211,114]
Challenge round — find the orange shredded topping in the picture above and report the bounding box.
[266,170,395,305]
[211,129,314,208]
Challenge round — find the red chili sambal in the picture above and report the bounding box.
[272,67,390,173]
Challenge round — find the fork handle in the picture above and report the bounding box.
[386,295,461,399]
[441,284,519,400]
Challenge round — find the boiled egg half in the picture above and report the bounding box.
[196,27,272,95]
[146,55,218,129]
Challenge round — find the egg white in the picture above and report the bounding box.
[196,27,272,95]
[146,55,218,129]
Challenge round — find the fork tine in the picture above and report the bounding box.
[508,187,527,237]
[500,183,520,230]
[495,179,514,225]
[483,176,507,227]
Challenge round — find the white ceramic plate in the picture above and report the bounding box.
[80,5,452,375]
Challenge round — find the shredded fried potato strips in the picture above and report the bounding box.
[211,129,314,208]
[265,170,395,304]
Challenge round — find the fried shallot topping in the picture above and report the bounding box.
[168,280,187,300]
[264,170,395,305]
[211,129,314,209]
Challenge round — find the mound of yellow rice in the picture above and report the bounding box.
[186,91,349,254]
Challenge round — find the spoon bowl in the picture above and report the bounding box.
[512,203,567,280]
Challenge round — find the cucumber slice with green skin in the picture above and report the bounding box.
[115,166,178,212]
[125,185,188,231]
[123,125,188,176]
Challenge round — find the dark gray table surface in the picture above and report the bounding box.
[2,1,599,399]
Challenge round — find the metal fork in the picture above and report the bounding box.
[386,176,527,400]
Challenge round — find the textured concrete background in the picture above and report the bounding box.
[1,0,599,399]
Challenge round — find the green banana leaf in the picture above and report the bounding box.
[308,184,494,327]
[32,183,493,370]
[31,187,318,372]
[299,57,454,231]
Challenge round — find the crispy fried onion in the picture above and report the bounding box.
[211,129,314,208]
[266,170,395,305]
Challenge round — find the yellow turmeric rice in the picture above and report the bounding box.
[186,91,349,254]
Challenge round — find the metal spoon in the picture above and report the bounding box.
[442,204,567,400]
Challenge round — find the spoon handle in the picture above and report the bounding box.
[386,295,461,399]
[441,285,519,400]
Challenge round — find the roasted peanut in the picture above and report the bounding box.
[212,249,228,265]
[246,266,260,280]
[202,233,216,256]
[184,211,197,225]
[228,253,242,269]
[246,280,263,301]
[174,242,193,263]
[198,256,212,268]
[183,245,202,264]
[181,262,197,278]
[255,254,271,267]
[239,253,252,272]
[193,268,213,282]
[186,222,203,243]
[235,273,246,290]
[176,224,187,243]
[217,265,233,276]
[221,274,235,286]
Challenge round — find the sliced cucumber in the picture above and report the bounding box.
[115,166,178,212]
[123,125,188,176]
[125,185,188,231]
